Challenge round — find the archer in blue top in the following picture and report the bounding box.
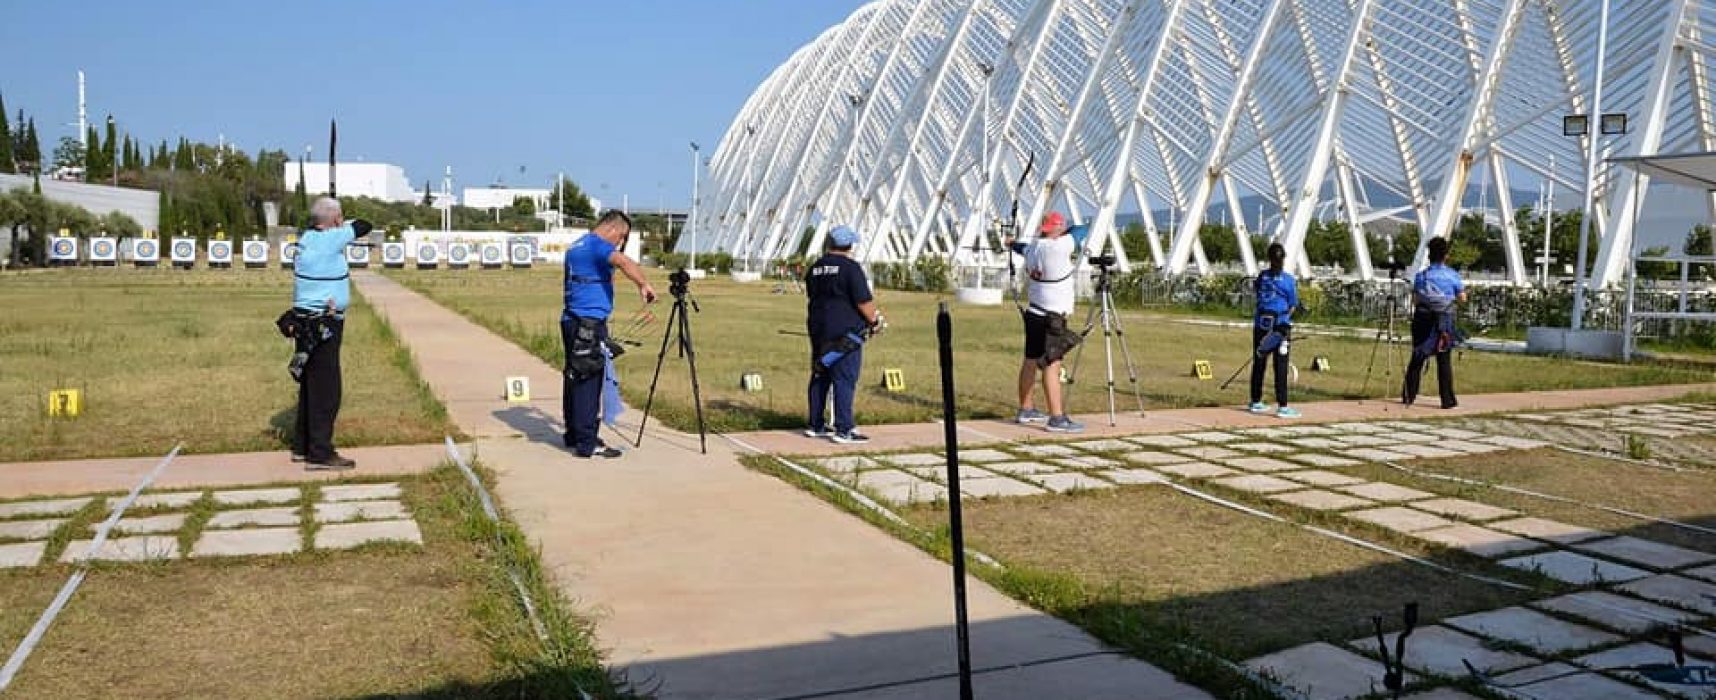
[1249,242,1304,418]
[1404,236,1467,409]
[560,210,658,459]
[288,197,372,471]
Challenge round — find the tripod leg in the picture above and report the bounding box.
[1101,298,1118,426]
[1105,294,1148,415]
[679,304,709,454]
[636,300,680,447]
[1067,303,1101,385]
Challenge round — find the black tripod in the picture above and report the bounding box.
[637,269,708,453]
[1067,256,1146,425]
[1360,262,1408,402]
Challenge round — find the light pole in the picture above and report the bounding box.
[1568,0,1612,331]
[689,141,701,272]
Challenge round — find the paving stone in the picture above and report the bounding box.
[60,535,180,563]
[1575,643,1706,699]
[1176,446,1243,461]
[1410,498,1518,522]
[1574,536,1716,571]
[1480,435,1549,450]
[980,461,1061,476]
[1413,524,1542,558]
[1287,437,1350,450]
[1500,551,1651,585]
[1433,439,1505,454]
[1388,444,1465,459]
[0,497,92,518]
[1532,591,1703,635]
[1616,575,1716,615]
[319,483,404,502]
[1348,625,1536,677]
[1224,456,1301,473]
[1428,428,1489,440]
[958,478,1047,498]
[1100,468,1168,485]
[210,487,301,507]
[1290,426,1342,437]
[813,456,881,474]
[1126,434,1197,448]
[1330,422,1388,434]
[871,480,950,505]
[1244,642,1411,700]
[206,507,301,529]
[1489,663,1659,700]
[1278,470,1366,487]
[1267,490,1373,511]
[0,542,47,568]
[104,513,188,535]
[1066,439,1136,453]
[1229,441,1296,454]
[1052,455,1123,469]
[1374,421,1437,431]
[1489,517,1610,544]
[315,519,424,550]
[313,500,411,524]
[191,527,302,557]
[1338,482,1436,502]
[1400,690,1482,700]
[1284,453,1364,468]
[1342,447,1415,462]
[1345,507,1455,534]
[1156,462,1236,479]
[1181,431,1243,443]
[0,519,66,540]
[1012,443,1080,458]
[1330,434,1394,448]
[1381,431,1441,444]
[1444,606,1621,654]
[957,449,1015,463]
[1239,428,1296,439]
[1211,474,1302,494]
[1121,451,1193,466]
[114,492,202,511]
[1026,473,1115,493]
[904,466,997,481]
[1682,564,1716,583]
[880,453,945,467]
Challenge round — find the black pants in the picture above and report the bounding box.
[561,316,608,455]
[1404,309,1456,407]
[295,317,344,461]
[1249,326,1289,406]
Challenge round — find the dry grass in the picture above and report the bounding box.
[0,268,454,462]
[387,267,1703,433]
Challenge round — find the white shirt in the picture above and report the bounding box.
[1025,234,1076,315]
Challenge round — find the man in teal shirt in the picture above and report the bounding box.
[289,197,371,470]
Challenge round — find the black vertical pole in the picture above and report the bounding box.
[936,301,975,700]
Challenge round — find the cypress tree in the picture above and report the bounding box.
[0,92,12,174]
[85,126,102,180]
[102,116,116,174]
[174,138,193,171]
[24,119,39,173]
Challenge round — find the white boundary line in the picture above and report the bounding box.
[0,442,182,692]
[443,437,552,645]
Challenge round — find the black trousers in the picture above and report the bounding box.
[561,316,608,455]
[1249,326,1290,406]
[1404,309,1456,407]
[295,317,344,461]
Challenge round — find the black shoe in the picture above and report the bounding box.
[290,452,307,463]
[306,454,356,471]
[581,446,623,459]
[1441,401,1459,410]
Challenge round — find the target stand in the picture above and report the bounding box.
[242,239,269,269]
[207,238,234,269]
[447,242,472,269]
[48,230,78,267]
[414,242,440,269]
[132,236,160,267]
[89,236,118,267]
[279,237,297,269]
[480,243,505,269]
[170,237,198,269]
[381,242,406,268]
[345,241,370,268]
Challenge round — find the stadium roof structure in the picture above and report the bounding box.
[687,0,1716,286]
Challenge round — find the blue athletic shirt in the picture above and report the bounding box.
[563,234,616,320]
[805,253,873,343]
[1414,263,1464,313]
[1254,269,1299,325]
[292,225,355,312]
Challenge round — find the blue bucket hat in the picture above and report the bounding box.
[829,225,860,248]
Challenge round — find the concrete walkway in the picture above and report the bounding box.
[0,443,445,500]
[732,382,1716,457]
[353,271,1211,700]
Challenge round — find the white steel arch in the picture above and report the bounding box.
[691,0,1716,290]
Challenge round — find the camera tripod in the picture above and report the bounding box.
[1067,258,1146,425]
[1359,264,1409,403]
[637,269,709,453]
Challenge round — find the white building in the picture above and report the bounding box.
[463,186,551,211]
[285,162,416,203]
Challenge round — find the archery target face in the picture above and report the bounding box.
[481,244,503,264]
[382,242,405,263]
[90,238,116,260]
[208,240,232,262]
[416,243,439,264]
[134,239,159,261]
[171,239,197,263]
[509,242,532,266]
[49,238,76,260]
[346,244,369,264]
[449,243,470,264]
[243,241,268,263]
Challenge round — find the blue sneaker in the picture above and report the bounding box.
[1045,415,1085,433]
[1276,406,1301,419]
[1016,408,1050,424]
[1248,402,1268,414]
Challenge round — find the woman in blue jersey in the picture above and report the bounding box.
[1249,242,1304,418]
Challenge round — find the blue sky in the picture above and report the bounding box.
[0,0,864,210]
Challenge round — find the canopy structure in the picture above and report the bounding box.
[1611,151,1716,192]
[688,0,1716,287]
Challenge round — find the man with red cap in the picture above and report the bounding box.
[1008,211,1084,433]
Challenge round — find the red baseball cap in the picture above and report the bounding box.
[1040,212,1066,233]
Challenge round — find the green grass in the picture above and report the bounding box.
[0,268,456,462]
[0,465,634,699]
[387,267,1707,433]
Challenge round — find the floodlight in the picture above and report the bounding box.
[1563,115,1589,137]
[1600,113,1628,135]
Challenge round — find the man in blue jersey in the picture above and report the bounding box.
[1404,236,1466,409]
[563,210,657,458]
[1249,242,1305,418]
[804,225,882,444]
[286,197,372,470]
